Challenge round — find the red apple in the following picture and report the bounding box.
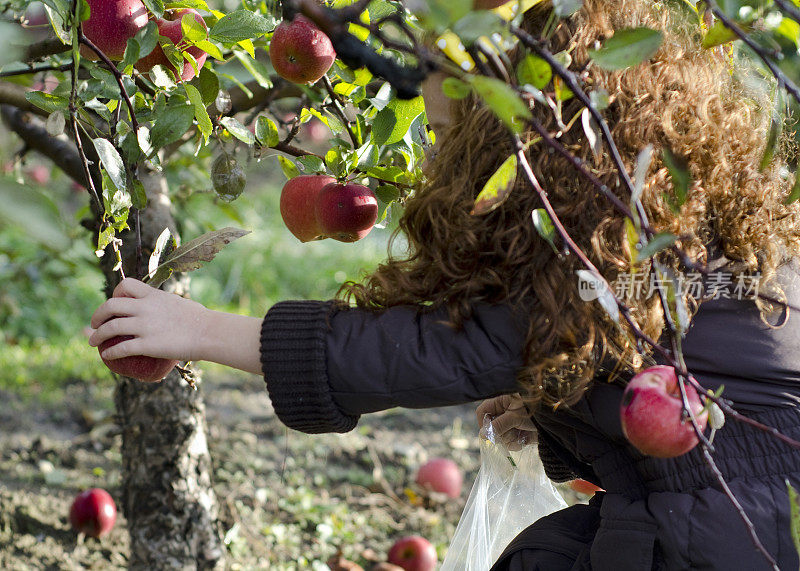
[26,165,50,185]
[315,182,378,242]
[620,365,708,458]
[99,331,178,382]
[387,536,437,571]
[136,9,208,81]
[69,488,117,538]
[415,458,463,498]
[81,0,149,60]
[569,479,604,496]
[280,174,336,242]
[269,15,336,84]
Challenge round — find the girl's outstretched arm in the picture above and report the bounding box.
[88,278,263,376]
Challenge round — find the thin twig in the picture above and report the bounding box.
[321,75,358,147]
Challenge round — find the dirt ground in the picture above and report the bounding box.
[0,372,580,570]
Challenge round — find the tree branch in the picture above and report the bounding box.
[0,81,47,117]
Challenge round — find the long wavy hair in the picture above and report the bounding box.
[340,0,800,409]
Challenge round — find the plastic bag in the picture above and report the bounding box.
[440,418,567,571]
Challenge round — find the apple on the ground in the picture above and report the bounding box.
[415,457,463,499]
[314,182,379,242]
[135,9,208,81]
[620,365,708,458]
[69,488,117,538]
[269,15,336,84]
[387,536,437,571]
[280,174,336,242]
[81,0,149,60]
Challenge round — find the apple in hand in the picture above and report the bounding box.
[415,458,463,499]
[269,15,336,84]
[136,9,208,81]
[569,479,603,496]
[69,488,117,538]
[387,536,437,571]
[280,174,336,242]
[98,332,179,382]
[620,365,708,458]
[80,0,149,60]
[315,182,379,242]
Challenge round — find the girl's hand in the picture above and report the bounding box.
[475,393,537,451]
[88,278,209,362]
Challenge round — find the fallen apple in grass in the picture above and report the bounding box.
[415,457,463,499]
[315,182,379,242]
[99,331,178,383]
[620,365,708,458]
[387,536,437,571]
[69,488,117,538]
[280,174,336,242]
[269,15,336,84]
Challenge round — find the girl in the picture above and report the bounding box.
[89,1,800,568]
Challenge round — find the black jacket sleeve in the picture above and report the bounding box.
[260,300,526,434]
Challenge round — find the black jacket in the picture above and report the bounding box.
[259,259,800,570]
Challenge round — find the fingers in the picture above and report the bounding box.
[475,394,512,428]
[98,336,146,360]
[90,297,140,329]
[88,316,140,348]
[112,278,152,299]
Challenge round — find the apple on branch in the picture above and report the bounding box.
[135,9,209,81]
[269,15,336,84]
[80,0,149,60]
[315,182,379,243]
[620,365,709,458]
[280,174,336,242]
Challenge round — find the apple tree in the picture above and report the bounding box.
[1,0,800,568]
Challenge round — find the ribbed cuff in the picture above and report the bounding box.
[260,300,359,434]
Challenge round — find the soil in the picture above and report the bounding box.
[0,372,581,570]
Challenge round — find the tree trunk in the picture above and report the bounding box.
[105,169,224,570]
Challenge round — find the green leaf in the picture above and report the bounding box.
[276,156,300,180]
[233,49,272,88]
[662,147,690,208]
[149,100,195,150]
[185,84,212,142]
[787,480,800,561]
[25,91,69,113]
[589,27,664,70]
[193,66,220,105]
[517,55,552,90]
[371,96,426,146]
[553,0,583,18]
[147,227,251,287]
[785,174,800,205]
[531,208,557,249]
[472,154,518,215]
[181,11,207,42]
[220,116,255,145]
[636,232,677,261]
[141,0,164,18]
[441,77,471,99]
[210,9,272,43]
[296,155,325,174]
[760,91,784,171]
[147,227,177,281]
[469,76,532,134]
[130,178,147,210]
[702,21,737,49]
[451,11,503,46]
[255,115,280,147]
[92,138,126,193]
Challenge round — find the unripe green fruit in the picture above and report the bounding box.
[211,155,246,202]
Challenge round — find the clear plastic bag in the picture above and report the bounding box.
[440,418,567,571]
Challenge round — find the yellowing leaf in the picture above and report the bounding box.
[472,154,518,215]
